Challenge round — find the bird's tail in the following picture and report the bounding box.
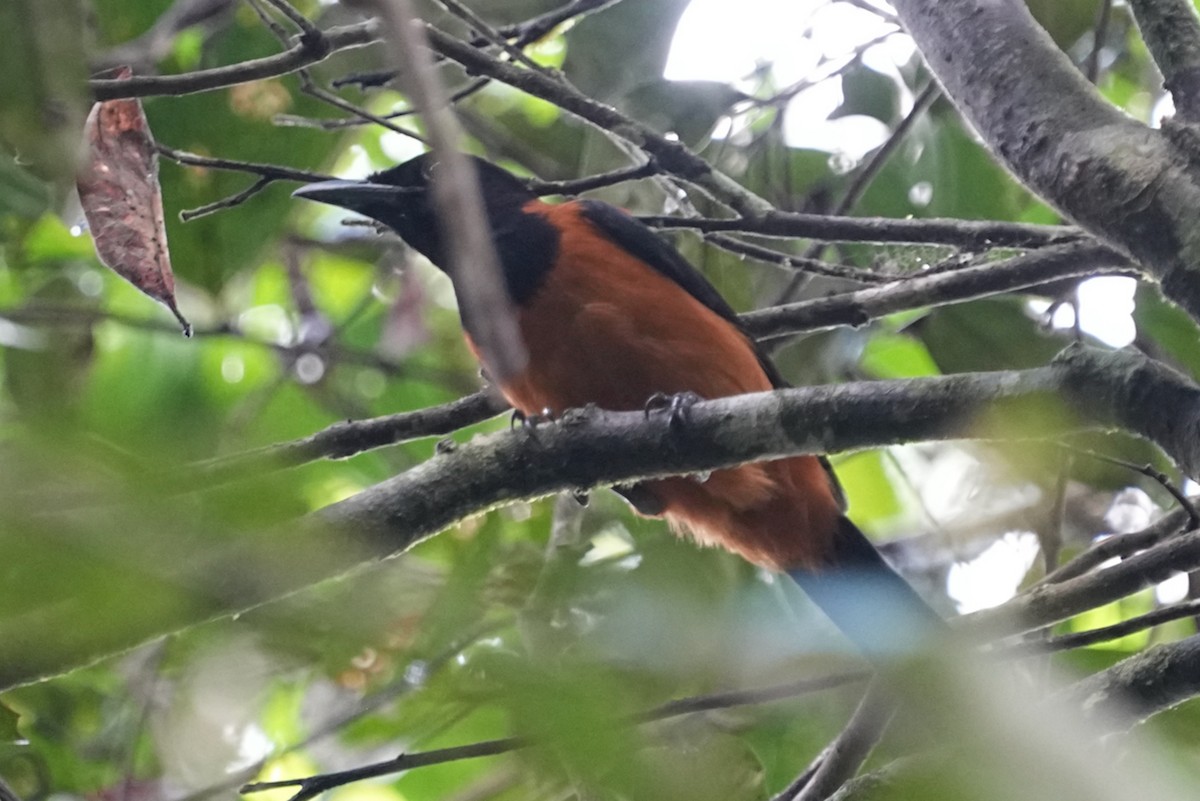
[787,516,948,657]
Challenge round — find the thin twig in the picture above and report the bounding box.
[92,21,370,99]
[301,78,428,141]
[262,0,323,39]
[743,242,1132,340]
[190,390,507,486]
[526,159,660,195]
[1085,0,1115,84]
[157,144,332,183]
[274,78,491,130]
[242,670,865,801]
[423,22,778,217]
[248,0,427,141]
[1057,443,1200,529]
[837,82,941,219]
[705,233,894,283]
[435,0,547,72]
[640,213,1080,249]
[792,680,895,801]
[838,0,899,26]
[774,81,941,304]
[1039,506,1192,585]
[180,176,272,220]
[356,0,527,380]
[1005,598,1200,657]
[345,0,624,87]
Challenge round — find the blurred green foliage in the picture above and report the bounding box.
[2,1,1199,800]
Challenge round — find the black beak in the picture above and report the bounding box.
[292,179,397,214]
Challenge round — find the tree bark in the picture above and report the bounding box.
[891,0,1200,321]
[6,345,1200,691]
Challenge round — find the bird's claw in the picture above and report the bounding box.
[644,391,702,430]
[511,407,557,434]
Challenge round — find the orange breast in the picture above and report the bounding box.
[468,201,840,569]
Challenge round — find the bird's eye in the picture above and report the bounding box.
[421,159,439,181]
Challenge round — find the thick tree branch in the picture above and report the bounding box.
[173,246,1138,488]
[1129,0,1200,121]
[5,346,1199,690]
[891,0,1200,321]
[1058,634,1200,735]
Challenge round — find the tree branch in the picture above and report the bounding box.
[1057,634,1200,735]
[1040,506,1191,585]
[891,0,1200,322]
[91,22,374,99]
[743,242,1133,339]
[970,524,1200,638]
[245,670,866,801]
[1128,0,1200,121]
[791,681,894,801]
[1011,598,1200,656]
[420,24,776,217]
[188,390,507,487]
[640,213,1080,249]
[6,346,1199,690]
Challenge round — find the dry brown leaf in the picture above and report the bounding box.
[77,67,190,336]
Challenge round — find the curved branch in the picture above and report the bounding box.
[1129,0,1200,121]
[1058,634,1200,735]
[891,0,1200,321]
[792,681,894,801]
[5,346,1198,690]
[91,22,375,100]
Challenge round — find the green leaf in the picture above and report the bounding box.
[624,79,747,145]
[833,450,902,526]
[1133,282,1200,380]
[833,64,900,124]
[0,700,20,742]
[859,331,941,378]
[917,298,1067,373]
[0,153,51,221]
[1027,0,1103,49]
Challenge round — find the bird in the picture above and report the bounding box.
[294,154,946,654]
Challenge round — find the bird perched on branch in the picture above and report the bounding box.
[295,154,945,654]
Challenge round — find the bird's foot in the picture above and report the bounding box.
[644,391,702,430]
[511,407,557,436]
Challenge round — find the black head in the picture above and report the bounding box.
[293,154,555,305]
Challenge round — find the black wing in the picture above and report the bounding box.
[577,200,790,389]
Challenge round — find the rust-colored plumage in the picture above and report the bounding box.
[294,154,945,651]
[473,200,841,570]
